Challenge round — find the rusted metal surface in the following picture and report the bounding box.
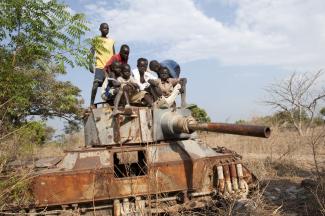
[32,169,111,206]
[113,114,121,143]
[85,107,154,146]
[230,163,239,191]
[27,105,266,212]
[34,157,61,168]
[188,122,270,138]
[84,106,270,147]
[31,142,252,207]
[216,166,225,193]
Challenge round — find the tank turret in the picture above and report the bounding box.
[84,106,270,147]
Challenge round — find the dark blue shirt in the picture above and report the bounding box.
[160,60,180,78]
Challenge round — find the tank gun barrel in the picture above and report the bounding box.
[187,122,271,138]
[160,111,271,139]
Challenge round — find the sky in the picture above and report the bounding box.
[52,0,325,133]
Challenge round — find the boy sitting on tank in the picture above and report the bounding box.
[101,61,122,104]
[148,67,185,108]
[132,58,159,101]
[113,64,153,115]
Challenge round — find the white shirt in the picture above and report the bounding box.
[101,77,118,101]
[132,69,158,91]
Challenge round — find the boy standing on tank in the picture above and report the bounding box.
[89,23,115,108]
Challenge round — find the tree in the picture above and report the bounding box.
[264,71,325,136]
[64,120,81,134]
[0,1,92,206]
[188,104,211,123]
[0,0,91,134]
[0,0,90,70]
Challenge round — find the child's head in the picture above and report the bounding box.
[149,60,160,73]
[99,23,109,37]
[159,67,170,81]
[120,44,130,61]
[137,58,148,74]
[110,61,121,77]
[121,64,131,79]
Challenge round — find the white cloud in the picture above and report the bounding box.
[84,0,325,69]
[65,6,76,15]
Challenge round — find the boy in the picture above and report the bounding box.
[149,67,184,108]
[113,64,153,115]
[132,58,158,100]
[149,60,186,107]
[149,60,160,77]
[104,44,129,73]
[90,23,115,108]
[101,61,122,103]
[148,59,180,78]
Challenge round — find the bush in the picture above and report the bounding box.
[188,104,211,123]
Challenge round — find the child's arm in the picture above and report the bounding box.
[130,77,140,90]
[148,79,159,87]
[168,78,180,86]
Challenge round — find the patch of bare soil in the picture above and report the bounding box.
[248,158,325,216]
[261,177,318,216]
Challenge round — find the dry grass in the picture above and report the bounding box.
[199,126,325,169]
[199,126,325,216]
[0,131,86,212]
[33,131,85,158]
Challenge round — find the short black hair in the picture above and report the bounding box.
[120,44,129,51]
[121,63,131,71]
[100,23,108,28]
[149,60,159,68]
[110,60,121,69]
[159,66,169,73]
[137,57,148,65]
[149,60,160,74]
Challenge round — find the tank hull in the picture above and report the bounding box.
[30,140,256,214]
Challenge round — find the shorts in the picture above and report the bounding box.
[131,91,147,103]
[94,68,105,86]
[102,87,117,102]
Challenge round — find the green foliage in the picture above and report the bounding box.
[189,104,211,123]
[0,0,89,134]
[18,121,53,146]
[320,107,325,117]
[249,109,324,128]
[64,120,81,134]
[235,119,246,124]
[0,171,33,207]
[0,1,91,207]
[0,0,91,71]
[0,63,83,129]
[313,116,324,126]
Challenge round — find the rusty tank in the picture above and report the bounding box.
[21,103,271,215]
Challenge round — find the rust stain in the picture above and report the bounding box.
[31,143,256,208]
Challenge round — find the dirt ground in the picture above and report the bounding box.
[245,159,323,216]
[200,130,325,216]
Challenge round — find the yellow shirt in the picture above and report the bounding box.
[95,37,115,69]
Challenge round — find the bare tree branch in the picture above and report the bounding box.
[263,70,325,136]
